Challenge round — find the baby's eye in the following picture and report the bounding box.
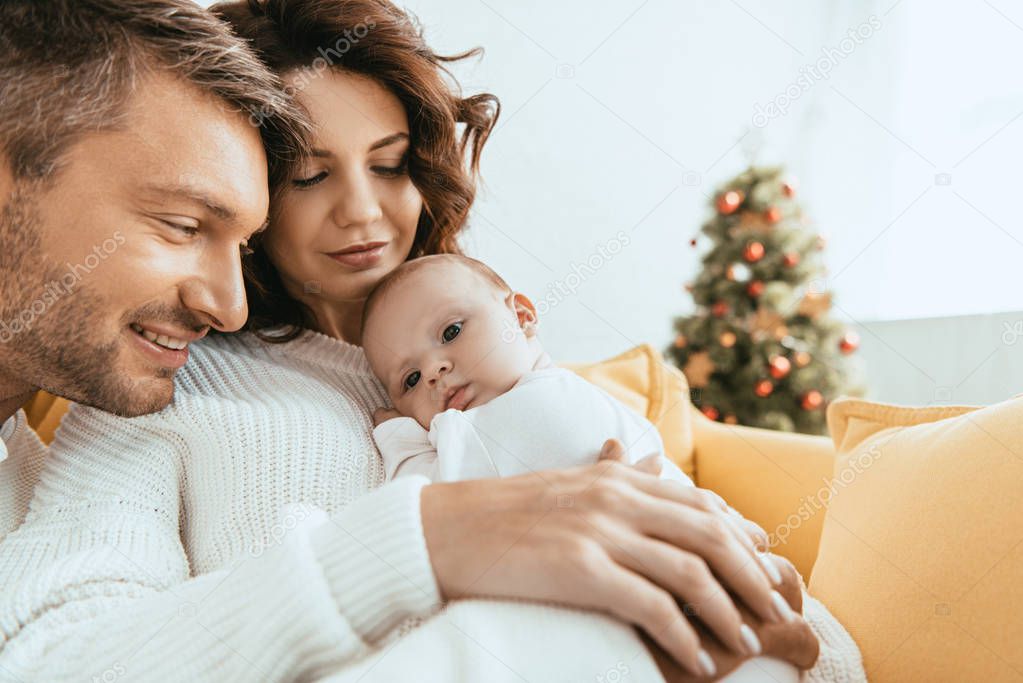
[442,322,462,343]
[403,370,421,391]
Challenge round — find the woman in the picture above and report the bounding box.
[0,0,825,680]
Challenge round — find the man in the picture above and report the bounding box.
[0,0,309,534]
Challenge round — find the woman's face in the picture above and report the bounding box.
[264,70,423,324]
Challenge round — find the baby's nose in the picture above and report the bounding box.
[427,359,451,385]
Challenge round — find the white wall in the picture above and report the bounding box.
[402,0,1023,404]
[397,1,1023,358]
[198,0,1023,402]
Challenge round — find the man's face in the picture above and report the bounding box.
[364,262,539,429]
[0,73,269,416]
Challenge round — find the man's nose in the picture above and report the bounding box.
[179,245,249,332]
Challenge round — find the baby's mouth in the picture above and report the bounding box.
[444,384,472,411]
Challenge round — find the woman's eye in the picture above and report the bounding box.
[293,171,328,189]
[442,322,462,343]
[403,370,421,391]
[372,153,410,178]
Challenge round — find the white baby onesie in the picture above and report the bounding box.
[373,366,692,485]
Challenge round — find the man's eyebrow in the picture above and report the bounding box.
[139,182,236,222]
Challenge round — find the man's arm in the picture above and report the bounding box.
[0,404,441,682]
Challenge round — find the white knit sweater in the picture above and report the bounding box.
[0,409,47,540]
[0,331,863,682]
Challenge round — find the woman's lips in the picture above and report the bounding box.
[326,242,388,268]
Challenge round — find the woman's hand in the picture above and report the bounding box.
[643,554,819,681]
[420,440,795,677]
[599,440,778,581]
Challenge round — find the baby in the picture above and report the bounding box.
[361,253,692,485]
[361,254,836,682]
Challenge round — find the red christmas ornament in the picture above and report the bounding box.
[720,331,737,348]
[711,301,729,318]
[701,405,720,421]
[794,351,812,367]
[746,280,765,297]
[690,238,698,248]
[768,355,791,380]
[783,252,800,268]
[765,206,782,224]
[716,190,744,215]
[801,390,824,411]
[743,241,765,263]
[754,379,774,397]
[839,330,860,354]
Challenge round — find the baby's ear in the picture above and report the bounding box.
[508,292,538,336]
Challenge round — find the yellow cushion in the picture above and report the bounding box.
[808,396,1023,682]
[565,344,694,477]
[22,391,69,445]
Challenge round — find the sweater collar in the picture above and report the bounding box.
[0,410,22,464]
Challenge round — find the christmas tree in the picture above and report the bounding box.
[667,166,861,435]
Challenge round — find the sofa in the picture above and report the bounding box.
[22,343,1022,681]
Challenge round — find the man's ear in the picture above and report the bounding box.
[506,291,538,337]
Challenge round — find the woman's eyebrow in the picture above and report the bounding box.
[369,132,409,151]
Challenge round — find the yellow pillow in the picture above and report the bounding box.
[23,391,70,445]
[809,396,1023,682]
[565,344,694,477]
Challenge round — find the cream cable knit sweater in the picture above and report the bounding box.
[0,331,863,682]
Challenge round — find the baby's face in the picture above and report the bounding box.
[364,262,539,428]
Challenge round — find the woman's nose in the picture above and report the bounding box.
[331,171,384,229]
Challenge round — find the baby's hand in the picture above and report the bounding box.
[372,407,402,427]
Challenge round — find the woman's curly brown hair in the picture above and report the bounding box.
[212,0,499,340]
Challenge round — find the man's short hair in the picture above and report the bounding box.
[363,254,513,329]
[0,0,310,192]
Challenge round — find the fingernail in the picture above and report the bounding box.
[760,553,783,586]
[740,624,762,656]
[697,649,717,677]
[771,590,795,622]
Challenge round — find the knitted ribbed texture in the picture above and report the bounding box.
[0,410,47,541]
[0,331,442,681]
[804,593,867,682]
